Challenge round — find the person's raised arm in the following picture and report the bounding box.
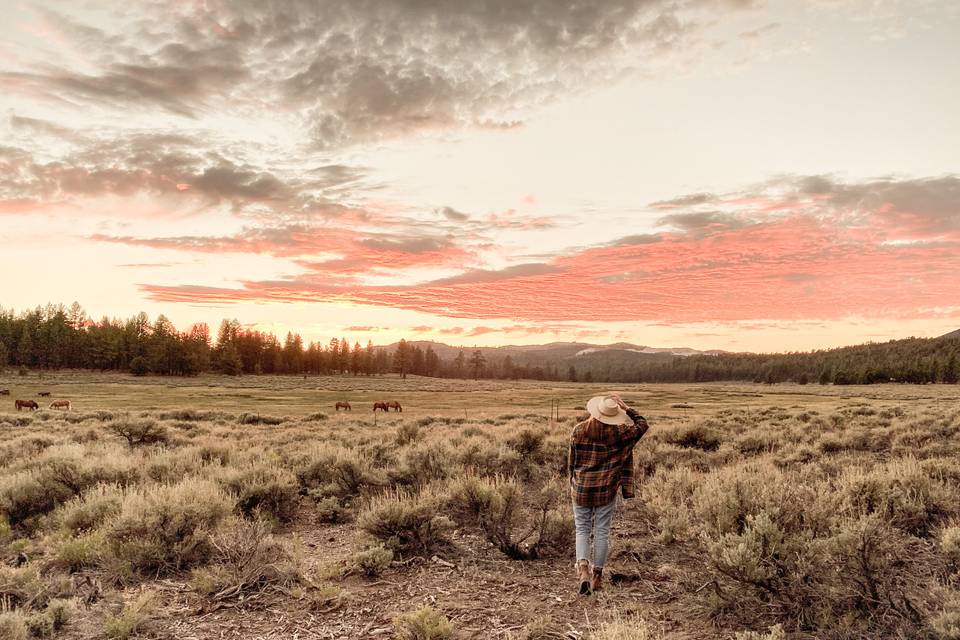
[612,395,649,445]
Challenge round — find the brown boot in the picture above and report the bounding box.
[576,560,592,595]
[590,567,603,592]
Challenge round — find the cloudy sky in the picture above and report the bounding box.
[1,0,958,351]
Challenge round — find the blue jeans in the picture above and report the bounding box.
[573,499,617,568]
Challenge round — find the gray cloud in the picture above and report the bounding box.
[423,263,561,287]
[785,174,960,234]
[3,1,761,148]
[612,233,663,245]
[650,192,718,208]
[358,236,455,254]
[437,206,470,222]
[654,174,960,237]
[657,211,750,234]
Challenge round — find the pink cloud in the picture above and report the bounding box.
[141,213,960,323]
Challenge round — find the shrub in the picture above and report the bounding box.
[395,423,422,446]
[0,612,28,640]
[942,522,960,568]
[58,484,124,534]
[665,424,722,451]
[825,515,934,624]
[838,458,953,537]
[54,532,105,572]
[0,470,74,531]
[296,448,385,500]
[394,606,453,640]
[446,476,572,560]
[237,413,285,425]
[192,518,300,599]
[25,612,53,637]
[357,489,453,556]
[106,478,231,575]
[216,464,299,523]
[107,418,168,446]
[392,443,450,486]
[735,626,785,640]
[0,565,61,610]
[932,593,960,640]
[45,598,76,631]
[351,544,393,578]
[592,615,658,640]
[519,615,553,640]
[314,496,351,523]
[103,591,154,639]
[506,429,546,458]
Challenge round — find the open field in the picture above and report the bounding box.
[1,372,959,639]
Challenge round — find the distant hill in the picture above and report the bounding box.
[385,332,960,385]
[385,339,722,367]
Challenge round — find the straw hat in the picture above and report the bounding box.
[586,395,629,425]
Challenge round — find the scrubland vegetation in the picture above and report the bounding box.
[0,375,958,638]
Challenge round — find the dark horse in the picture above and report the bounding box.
[335,401,352,411]
[0,389,9,395]
[38,391,51,397]
[373,401,389,412]
[15,399,39,411]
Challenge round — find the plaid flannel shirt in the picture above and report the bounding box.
[568,409,649,507]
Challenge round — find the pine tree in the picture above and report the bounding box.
[219,342,243,376]
[424,345,439,376]
[945,353,959,384]
[365,341,375,375]
[469,349,486,380]
[394,339,409,378]
[17,324,33,367]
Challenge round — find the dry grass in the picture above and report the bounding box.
[0,372,958,638]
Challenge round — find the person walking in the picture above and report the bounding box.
[568,394,649,595]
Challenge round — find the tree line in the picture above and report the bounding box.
[0,303,958,384]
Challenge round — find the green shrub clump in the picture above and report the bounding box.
[105,479,231,575]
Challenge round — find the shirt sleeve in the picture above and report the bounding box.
[618,409,649,446]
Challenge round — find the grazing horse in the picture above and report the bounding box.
[0,389,9,396]
[49,400,71,411]
[15,399,39,411]
[373,401,389,412]
[335,401,352,411]
[386,400,402,412]
[37,391,51,397]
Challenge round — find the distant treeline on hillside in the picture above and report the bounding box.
[0,303,958,385]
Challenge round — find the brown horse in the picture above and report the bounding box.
[38,391,51,397]
[15,399,39,411]
[373,401,389,412]
[386,400,402,412]
[335,401,352,411]
[49,400,71,411]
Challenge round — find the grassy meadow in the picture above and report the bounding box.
[0,371,959,639]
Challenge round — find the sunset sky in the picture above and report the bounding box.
[1,0,958,352]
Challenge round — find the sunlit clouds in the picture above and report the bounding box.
[1,1,958,351]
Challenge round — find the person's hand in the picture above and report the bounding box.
[611,395,628,411]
